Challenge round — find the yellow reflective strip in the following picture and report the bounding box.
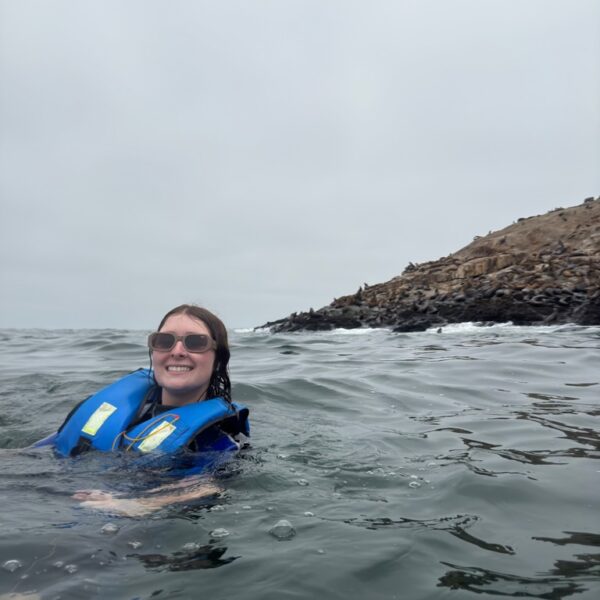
[137,421,176,453]
[82,402,117,436]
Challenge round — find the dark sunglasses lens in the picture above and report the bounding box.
[184,334,210,352]
[150,332,176,351]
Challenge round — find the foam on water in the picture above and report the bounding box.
[425,320,593,334]
[426,321,515,333]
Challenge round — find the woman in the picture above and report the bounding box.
[150,304,233,409]
[44,305,249,515]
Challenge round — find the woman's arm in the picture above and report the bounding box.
[73,476,221,516]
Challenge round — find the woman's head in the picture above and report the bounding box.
[150,304,231,405]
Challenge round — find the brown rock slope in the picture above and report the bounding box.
[261,197,600,332]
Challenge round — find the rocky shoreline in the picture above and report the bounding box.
[260,197,600,332]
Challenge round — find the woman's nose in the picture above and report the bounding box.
[171,339,187,354]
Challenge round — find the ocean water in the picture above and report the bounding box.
[0,324,599,600]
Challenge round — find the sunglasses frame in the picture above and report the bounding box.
[147,332,217,354]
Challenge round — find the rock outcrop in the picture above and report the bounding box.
[260,197,600,332]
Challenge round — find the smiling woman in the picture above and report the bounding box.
[151,306,228,407]
[32,304,250,514]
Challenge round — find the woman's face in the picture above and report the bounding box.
[152,313,216,406]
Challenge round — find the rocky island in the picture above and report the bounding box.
[261,197,600,332]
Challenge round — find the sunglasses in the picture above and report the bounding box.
[147,332,217,353]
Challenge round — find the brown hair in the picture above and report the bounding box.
[155,304,232,402]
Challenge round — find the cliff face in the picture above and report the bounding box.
[261,197,600,332]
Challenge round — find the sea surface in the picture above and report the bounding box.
[0,324,599,600]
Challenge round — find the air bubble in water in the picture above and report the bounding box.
[101,522,119,535]
[128,541,142,550]
[182,542,201,551]
[304,511,314,517]
[2,559,23,572]
[52,561,65,569]
[409,481,421,489]
[297,479,309,486]
[64,564,78,574]
[210,528,230,539]
[269,519,296,540]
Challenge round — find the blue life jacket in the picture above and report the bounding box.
[50,369,249,459]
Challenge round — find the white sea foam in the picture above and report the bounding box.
[330,327,387,335]
[237,323,592,337]
[427,321,590,335]
[426,322,515,334]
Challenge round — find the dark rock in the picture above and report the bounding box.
[259,198,600,332]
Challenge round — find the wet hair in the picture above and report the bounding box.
[153,304,232,402]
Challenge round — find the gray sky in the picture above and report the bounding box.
[1,0,599,329]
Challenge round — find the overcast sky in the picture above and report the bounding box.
[1,0,599,330]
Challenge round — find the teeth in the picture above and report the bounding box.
[167,366,192,372]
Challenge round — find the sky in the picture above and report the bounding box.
[1,0,599,330]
